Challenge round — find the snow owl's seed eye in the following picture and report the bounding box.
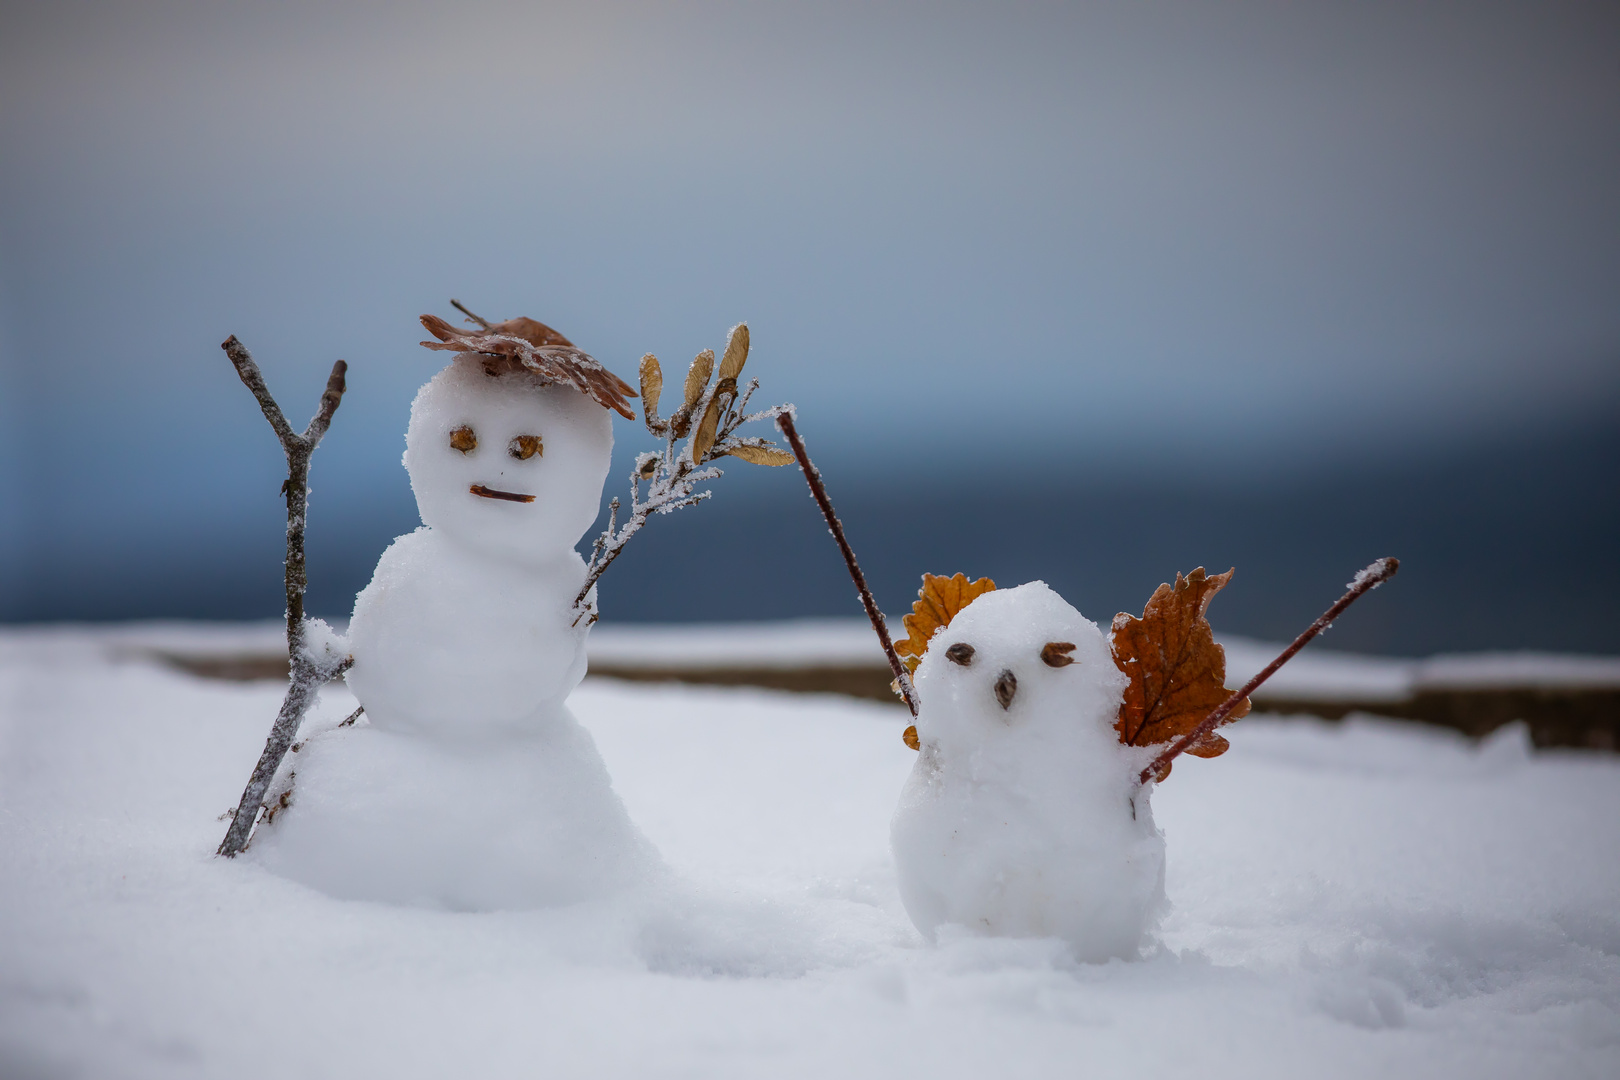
[1040,642,1077,667]
[945,642,976,666]
[448,426,477,454]
[508,434,543,460]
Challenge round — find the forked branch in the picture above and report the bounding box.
[217,336,352,857]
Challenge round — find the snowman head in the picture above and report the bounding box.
[912,582,1125,759]
[404,360,613,562]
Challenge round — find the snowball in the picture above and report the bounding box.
[404,360,613,565]
[891,581,1165,962]
[252,708,658,910]
[297,616,349,674]
[345,528,590,734]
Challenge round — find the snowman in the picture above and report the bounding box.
[254,316,658,910]
[889,582,1166,961]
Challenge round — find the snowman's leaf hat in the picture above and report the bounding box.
[420,313,639,419]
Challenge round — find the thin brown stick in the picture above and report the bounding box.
[1139,556,1400,785]
[451,298,493,329]
[777,413,918,717]
[218,336,352,857]
[469,483,536,503]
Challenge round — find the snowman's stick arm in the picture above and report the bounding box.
[220,336,349,653]
[1139,557,1400,785]
[221,336,297,445]
[217,335,351,857]
[776,413,920,717]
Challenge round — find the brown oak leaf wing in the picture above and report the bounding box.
[1111,567,1250,778]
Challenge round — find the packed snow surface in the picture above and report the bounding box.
[2,627,1617,1078]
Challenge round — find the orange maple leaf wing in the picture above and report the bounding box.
[1111,567,1251,778]
[894,572,996,674]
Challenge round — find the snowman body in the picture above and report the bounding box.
[890,582,1166,961]
[255,360,655,909]
[343,530,588,734]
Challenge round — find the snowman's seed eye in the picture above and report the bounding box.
[448,426,477,454]
[945,642,975,666]
[508,434,543,460]
[1040,642,1077,667]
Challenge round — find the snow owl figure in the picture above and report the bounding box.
[890,581,1167,961]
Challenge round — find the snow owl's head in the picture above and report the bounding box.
[404,361,612,562]
[912,582,1124,757]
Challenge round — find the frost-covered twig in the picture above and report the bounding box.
[776,413,919,717]
[1138,557,1400,785]
[217,336,352,857]
[572,323,793,622]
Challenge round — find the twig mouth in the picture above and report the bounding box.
[469,484,535,503]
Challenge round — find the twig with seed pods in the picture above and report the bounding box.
[776,413,920,717]
[216,336,354,858]
[573,323,795,624]
[1138,556,1401,785]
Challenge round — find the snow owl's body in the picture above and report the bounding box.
[890,582,1166,961]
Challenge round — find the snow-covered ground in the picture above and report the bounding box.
[2,627,1618,1078]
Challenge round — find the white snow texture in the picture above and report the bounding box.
[894,582,1164,960]
[1,629,1617,1079]
[254,359,653,909]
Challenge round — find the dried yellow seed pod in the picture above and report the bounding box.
[683,349,714,409]
[448,425,477,453]
[902,725,920,750]
[724,443,794,466]
[691,397,721,461]
[718,323,749,381]
[639,354,662,419]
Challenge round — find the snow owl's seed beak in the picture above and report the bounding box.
[469,484,536,503]
[994,669,1017,711]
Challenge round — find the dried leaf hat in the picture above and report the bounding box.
[420,312,638,419]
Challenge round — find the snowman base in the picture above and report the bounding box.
[252,711,657,911]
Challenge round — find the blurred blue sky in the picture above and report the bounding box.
[2,1,1617,650]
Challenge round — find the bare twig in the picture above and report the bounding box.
[572,324,791,622]
[1138,556,1400,785]
[776,413,919,717]
[450,298,493,329]
[217,336,352,857]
